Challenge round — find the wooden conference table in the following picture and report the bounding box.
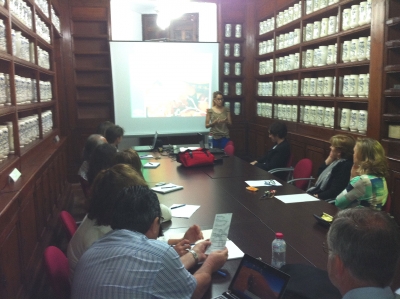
[141,152,338,298]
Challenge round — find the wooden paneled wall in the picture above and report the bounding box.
[0,138,71,299]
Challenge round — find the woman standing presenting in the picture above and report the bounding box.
[205,91,232,149]
[335,137,388,210]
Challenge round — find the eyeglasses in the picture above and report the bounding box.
[322,242,332,254]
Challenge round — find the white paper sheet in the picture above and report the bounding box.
[170,204,200,218]
[165,229,244,260]
[143,162,160,168]
[206,213,232,254]
[275,193,319,203]
[245,180,282,187]
[140,154,154,159]
[151,184,183,194]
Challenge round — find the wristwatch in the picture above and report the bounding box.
[188,249,199,264]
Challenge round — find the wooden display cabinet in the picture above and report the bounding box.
[221,22,245,119]
[254,0,373,137]
[0,1,67,298]
[0,0,60,178]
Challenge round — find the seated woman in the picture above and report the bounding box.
[250,121,291,180]
[113,149,144,179]
[307,135,355,200]
[67,164,203,279]
[335,137,388,210]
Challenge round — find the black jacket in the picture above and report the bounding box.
[256,139,291,180]
[307,158,353,200]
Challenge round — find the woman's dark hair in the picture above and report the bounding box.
[87,143,117,185]
[113,149,144,178]
[105,125,125,144]
[88,164,147,226]
[111,186,161,234]
[96,121,114,136]
[269,122,287,138]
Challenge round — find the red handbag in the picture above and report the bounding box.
[177,148,215,167]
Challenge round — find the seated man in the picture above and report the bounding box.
[327,207,400,299]
[72,186,228,299]
[105,124,124,148]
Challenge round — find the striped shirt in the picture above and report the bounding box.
[335,174,388,210]
[71,229,197,299]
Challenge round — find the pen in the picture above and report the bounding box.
[161,186,175,189]
[171,204,186,209]
[148,163,153,165]
[217,270,227,277]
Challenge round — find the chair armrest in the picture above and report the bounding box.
[287,177,314,189]
[287,177,314,183]
[268,167,294,174]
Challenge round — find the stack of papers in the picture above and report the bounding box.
[151,183,183,194]
[169,204,200,218]
[275,194,319,203]
[245,180,282,187]
[166,229,244,260]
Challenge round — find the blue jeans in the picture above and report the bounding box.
[213,137,230,149]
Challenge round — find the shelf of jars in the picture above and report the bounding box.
[0,108,55,163]
[255,0,372,128]
[222,22,244,117]
[0,0,60,169]
[255,101,368,135]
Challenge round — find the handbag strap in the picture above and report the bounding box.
[183,148,210,158]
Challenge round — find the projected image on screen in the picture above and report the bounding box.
[141,81,209,117]
[110,42,219,136]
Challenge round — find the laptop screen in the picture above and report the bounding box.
[151,132,158,149]
[229,254,290,299]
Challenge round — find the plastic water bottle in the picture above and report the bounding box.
[208,134,213,149]
[271,232,286,268]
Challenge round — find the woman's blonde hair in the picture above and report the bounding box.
[330,134,355,160]
[355,138,388,177]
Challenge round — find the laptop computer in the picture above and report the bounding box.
[212,254,290,299]
[132,132,158,152]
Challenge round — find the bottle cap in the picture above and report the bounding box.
[276,232,284,239]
